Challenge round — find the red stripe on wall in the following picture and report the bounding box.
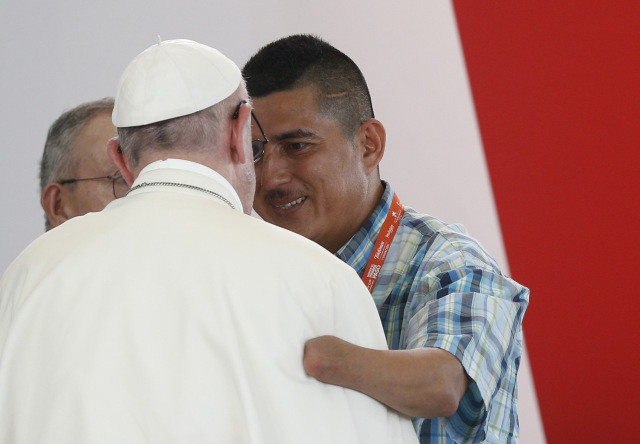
[452,2,640,443]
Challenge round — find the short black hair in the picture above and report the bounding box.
[242,34,374,138]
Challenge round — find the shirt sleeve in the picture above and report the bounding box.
[403,234,529,443]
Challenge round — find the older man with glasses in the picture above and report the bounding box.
[39,97,129,231]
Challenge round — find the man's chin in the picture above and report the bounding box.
[260,211,311,236]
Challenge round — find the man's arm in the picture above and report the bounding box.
[303,335,469,418]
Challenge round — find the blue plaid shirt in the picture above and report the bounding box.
[336,182,529,443]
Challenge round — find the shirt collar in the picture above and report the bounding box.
[139,159,242,209]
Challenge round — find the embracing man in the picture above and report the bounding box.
[243,34,529,443]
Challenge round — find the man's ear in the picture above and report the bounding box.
[229,103,251,165]
[107,138,135,186]
[41,183,70,230]
[357,119,386,175]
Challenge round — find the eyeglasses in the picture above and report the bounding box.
[57,171,129,199]
[233,100,269,163]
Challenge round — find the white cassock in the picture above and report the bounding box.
[0,159,418,444]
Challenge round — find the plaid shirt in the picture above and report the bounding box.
[336,182,529,443]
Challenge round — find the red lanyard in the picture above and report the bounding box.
[361,192,404,293]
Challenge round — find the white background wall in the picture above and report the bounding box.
[0,1,544,441]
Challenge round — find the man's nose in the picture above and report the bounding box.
[256,147,291,189]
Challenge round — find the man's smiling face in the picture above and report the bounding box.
[252,87,373,253]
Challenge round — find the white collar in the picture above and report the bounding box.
[139,159,242,208]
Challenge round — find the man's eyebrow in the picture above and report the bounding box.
[272,129,317,142]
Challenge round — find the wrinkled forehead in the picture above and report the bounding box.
[71,112,118,173]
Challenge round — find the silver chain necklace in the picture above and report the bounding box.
[126,181,236,210]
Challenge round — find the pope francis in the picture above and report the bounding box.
[0,39,418,443]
